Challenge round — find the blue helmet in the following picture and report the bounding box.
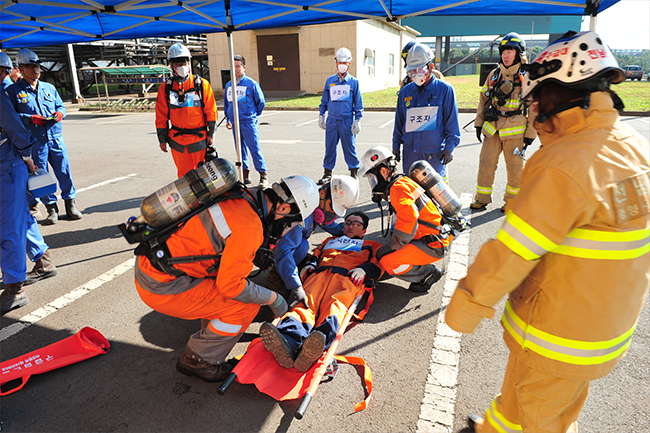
[499,32,525,54]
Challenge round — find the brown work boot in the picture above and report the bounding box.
[260,322,295,369]
[1,282,29,314]
[294,330,326,373]
[64,198,83,220]
[258,172,269,188]
[243,169,252,185]
[469,201,487,210]
[317,168,332,186]
[176,351,236,383]
[44,203,59,225]
[349,168,358,180]
[264,267,290,299]
[29,203,42,220]
[25,249,58,286]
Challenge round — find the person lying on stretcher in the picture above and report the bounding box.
[260,211,383,373]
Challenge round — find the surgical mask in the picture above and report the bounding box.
[175,65,190,78]
[337,64,349,74]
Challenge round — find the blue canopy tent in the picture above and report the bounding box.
[0,0,620,178]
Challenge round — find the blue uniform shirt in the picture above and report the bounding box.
[6,78,66,143]
[319,73,363,121]
[274,214,344,291]
[1,76,13,91]
[1,89,35,164]
[392,78,460,155]
[224,74,265,124]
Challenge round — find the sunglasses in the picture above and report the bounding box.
[344,220,364,228]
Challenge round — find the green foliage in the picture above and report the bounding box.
[613,50,649,70]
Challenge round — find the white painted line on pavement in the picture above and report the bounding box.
[417,193,472,433]
[259,139,301,144]
[258,111,281,118]
[75,173,138,194]
[379,119,394,128]
[296,118,319,127]
[0,258,136,342]
[96,115,145,124]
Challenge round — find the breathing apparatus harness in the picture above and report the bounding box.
[483,66,526,122]
[120,183,279,279]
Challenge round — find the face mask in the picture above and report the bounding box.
[175,65,190,78]
[413,72,428,86]
[337,64,348,74]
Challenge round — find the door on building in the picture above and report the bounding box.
[257,34,300,90]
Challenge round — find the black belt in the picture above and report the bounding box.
[170,125,207,138]
[313,265,374,288]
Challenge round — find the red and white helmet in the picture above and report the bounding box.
[521,30,625,99]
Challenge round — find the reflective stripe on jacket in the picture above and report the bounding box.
[447,92,650,381]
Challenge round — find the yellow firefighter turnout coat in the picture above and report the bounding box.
[447,91,650,381]
[475,61,536,141]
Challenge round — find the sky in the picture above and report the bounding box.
[581,0,650,50]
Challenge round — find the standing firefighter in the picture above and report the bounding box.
[446,31,650,433]
[471,32,536,212]
[317,47,363,184]
[134,175,319,382]
[156,43,218,178]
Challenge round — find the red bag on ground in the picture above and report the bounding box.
[0,327,110,395]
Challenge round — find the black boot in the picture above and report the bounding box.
[44,203,59,225]
[243,169,252,185]
[317,168,332,186]
[409,266,442,292]
[259,172,269,188]
[25,249,58,286]
[349,168,358,180]
[1,282,29,314]
[65,198,82,220]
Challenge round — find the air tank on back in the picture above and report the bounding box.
[409,160,462,217]
[138,158,237,228]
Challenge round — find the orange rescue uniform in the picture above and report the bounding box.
[156,74,217,178]
[379,175,453,282]
[447,92,650,432]
[135,195,275,364]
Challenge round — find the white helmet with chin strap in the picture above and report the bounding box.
[271,175,319,227]
[329,175,360,217]
[167,43,191,60]
[0,52,12,69]
[16,48,40,65]
[406,43,433,71]
[521,30,625,100]
[335,47,352,63]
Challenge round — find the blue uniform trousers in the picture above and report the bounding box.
[402,146,447,181]
[232,121,266,172]
[324,117,359,170]
[28,136,76,205]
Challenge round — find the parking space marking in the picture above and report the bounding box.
[379,119,394,128]
[417,193,472,433]
[296,118,319,127]
[75,173,138,194]
[0,258,136,342]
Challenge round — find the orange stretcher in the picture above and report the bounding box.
[218,293,373,419]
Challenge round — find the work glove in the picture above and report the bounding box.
[204,146,218,163]
[475,126,482,142]
[300,264,315,282]
[288,286,309,310]
[392,148,401,162]
[268,294,288,318]
[441,150,454,165]
[30,115,47,126]
[348,267,366,286]
[53,111,63,122]
[318,114,327,130]
[523,137,534,147]
[351,119,361,135]
[226,121,232,130]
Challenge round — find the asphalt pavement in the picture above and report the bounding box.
[1,110,648,433]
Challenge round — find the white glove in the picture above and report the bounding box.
[348,267,366,285]
[300,264,315,281]
[351,119,361,135]
[318,114,327,130]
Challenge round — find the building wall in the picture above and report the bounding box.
[206,20,417,95]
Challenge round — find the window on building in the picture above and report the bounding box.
[366,50,375,77]
[388,54,394,75]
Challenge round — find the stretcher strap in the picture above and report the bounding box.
[333,354,373,412]
[353,287,374,321]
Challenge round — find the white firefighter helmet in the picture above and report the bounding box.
[16,48,40,65]
[334,47,352,63]
[406,43,434,71]
[358,146,395,178]
[274,175,319,226]
[167,43,191,60]
[521,30,625,100]
[0,52,12,69]
[329,175,360,217]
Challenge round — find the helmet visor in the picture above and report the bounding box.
[407,66,428,78]
[365,172,379,190]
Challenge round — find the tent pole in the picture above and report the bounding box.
[589,14,597,31]
[227,29,244,183]
[66,44,83,104]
